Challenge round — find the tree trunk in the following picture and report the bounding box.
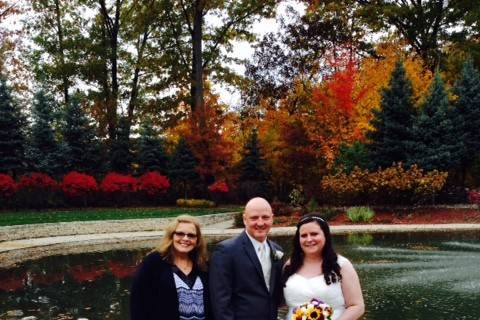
[54,0,69,105]
[127,26,149,127]
[191,0,204,117]
[99,0,122,141]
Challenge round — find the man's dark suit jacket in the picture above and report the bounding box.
[130,252,212,320]
[209,231,284,320]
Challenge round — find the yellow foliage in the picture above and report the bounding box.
[321,163,448,205]
[355,42,433,133]
[176,198,216,208]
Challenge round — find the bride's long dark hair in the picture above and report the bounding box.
[282,213,342,286]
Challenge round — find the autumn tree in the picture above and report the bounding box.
[355,42,433,134]
[28,0,88,105]
[162,0,277,114]
[0,1,23,82]
[179,96,235,186]
[0,77,26,176]
[358,0,478,71]
[408,73,461,171]
[245,1,373,106]
[290,57,370,171]
[367,61,416,169]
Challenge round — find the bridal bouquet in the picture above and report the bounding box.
[291,298,333,320]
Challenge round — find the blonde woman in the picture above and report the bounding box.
[130,215,211,320]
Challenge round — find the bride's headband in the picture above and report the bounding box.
[298,215,325,225]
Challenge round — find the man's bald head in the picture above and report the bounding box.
[245,197,272,214]
[243,197,273,242]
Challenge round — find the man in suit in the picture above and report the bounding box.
[210,197,284,320]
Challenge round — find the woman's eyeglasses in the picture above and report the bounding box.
[173,231,198,239]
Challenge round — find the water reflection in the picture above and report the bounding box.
[0,232,479,319]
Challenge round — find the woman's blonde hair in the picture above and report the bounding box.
[155,214,208,271]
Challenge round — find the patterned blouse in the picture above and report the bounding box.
[172,266,205,320]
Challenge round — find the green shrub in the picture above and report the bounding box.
[346,206,375,222]
[317,207,338,221]
[176,198,216,208]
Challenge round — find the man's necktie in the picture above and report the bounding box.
[259,243,271,290]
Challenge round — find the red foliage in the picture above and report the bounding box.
[61,171,98,198]
[468,190,480,205]
[31,272,64,286]
[208,180,229,193]
[184,96,234,182]
[17,172,57,190]
[108,260,137,279]
[0,173,16,197]
[100,172,137,193]
[69,264,106,283]
[0,272,25,292]
[311,60,366,117]
[137,171,170,196]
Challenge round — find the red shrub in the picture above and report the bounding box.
[137,171,170,196]
[0,174,16,197]
[468,190,480,205]
[100,172,137,193]
[17,173,57,190]
[61,171,98,198]
[208,180,229,193]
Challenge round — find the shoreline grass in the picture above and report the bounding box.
[0,206,242,227]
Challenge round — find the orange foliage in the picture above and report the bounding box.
[168,94,235,183]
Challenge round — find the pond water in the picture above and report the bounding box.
[1,231,479,320]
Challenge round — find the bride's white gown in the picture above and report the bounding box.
[283,255,348,320]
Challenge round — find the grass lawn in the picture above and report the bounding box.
[0,206,242,227]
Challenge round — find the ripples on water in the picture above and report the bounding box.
[350,236,480,320]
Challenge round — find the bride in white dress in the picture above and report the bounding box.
[282,214,364,320]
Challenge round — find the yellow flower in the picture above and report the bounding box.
[307,306,322,320]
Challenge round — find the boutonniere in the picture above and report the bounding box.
[273,249,284,261]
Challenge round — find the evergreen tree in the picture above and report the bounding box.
[367,61,416,169]
[452,60,480,170]
[0,77,26,176]
[27,90,64,176]
[408,73,461,171]
[169,136,200,199]
[109,117,133,173]
[62,95,100,174]
[334,141,371,174]
[137,119,169,175]
[238,129,270,200]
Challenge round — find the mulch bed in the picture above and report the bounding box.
[274,207,480,227]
